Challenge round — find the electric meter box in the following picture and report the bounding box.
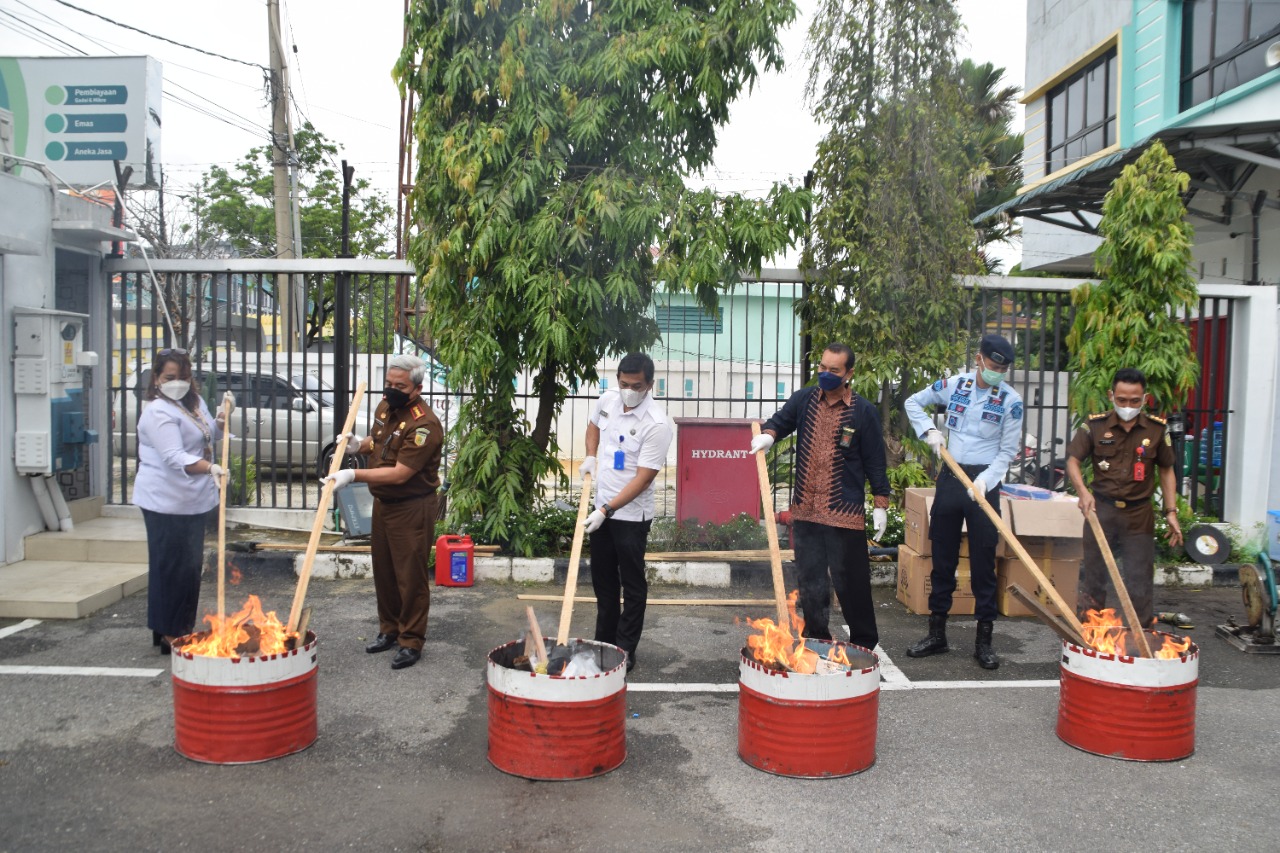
[12,307,99,475]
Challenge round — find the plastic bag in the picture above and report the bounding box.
[561,651,602,678]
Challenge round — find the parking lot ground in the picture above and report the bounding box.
[1,566,1277,852]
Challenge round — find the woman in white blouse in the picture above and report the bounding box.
[132,349,227,653]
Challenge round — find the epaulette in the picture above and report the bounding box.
[1147,413,1167,425]
[1087,412,1109,420]
[410,402,426,419]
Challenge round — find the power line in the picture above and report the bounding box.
[49,0,267,70]
[0,9,87,55]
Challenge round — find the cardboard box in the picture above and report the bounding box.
[896,544,974,615]
[1005,496,1082,539]
[1020,535,1084,562]
[904,488,934,556]
[995,556,1080,618]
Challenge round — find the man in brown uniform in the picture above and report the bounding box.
[1065,368,1184,627]
[323,354,443,670]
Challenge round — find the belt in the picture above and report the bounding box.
[374,491,435,505]
[942,462,989,479]
[1094,493,1146,510]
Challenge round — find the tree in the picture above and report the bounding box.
[959,58,1024,274]
[801,0,980,455]
[1066,139,1200,420]
[395,0,808,552]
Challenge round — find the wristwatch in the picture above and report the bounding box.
[602,503,616,519]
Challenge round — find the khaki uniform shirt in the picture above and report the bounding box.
[1066,411,1175,503]
[367,397,443,502]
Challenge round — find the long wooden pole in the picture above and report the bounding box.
[216,394,234,622]
[287,380,366,633]
[938,446,1087,638]
[751,422,789,628]
[1007,584,1087,647]
[556,472,593,646]
[1086,509,1153,658]
[521,594,777,607]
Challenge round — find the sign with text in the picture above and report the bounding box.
[0,56,161,188]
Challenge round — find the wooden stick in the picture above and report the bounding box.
[1086,508,1153,658]
[556,472,592,646]
[938,446,1087,637]
[519,594,778,606]
[255,542,365,553]
[644,549,796,562]
[526,606,549,672]
[752,422,789,628]
[287,380,366,633]
[216,393,234,622]
[293,606,312,649]
[1007,584,1088,647]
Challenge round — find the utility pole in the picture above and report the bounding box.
[268,0,299,351]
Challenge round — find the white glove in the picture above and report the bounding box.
[583,509,606,533]
[924,430,945,457]
[321,468,357,489]
[749,433,774,454]
[968,473,996,502]
[872,507,887,541]
[580,456,597,477]
[208,463,226,480]
[337,433,364,455]
[222,391,236,411]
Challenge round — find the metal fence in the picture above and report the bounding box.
[104,260,1235,519]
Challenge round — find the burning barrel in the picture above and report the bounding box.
[1057,633,1199,762]
[486,639,628,780]
[171,631,318,764]
[738,640,880,778]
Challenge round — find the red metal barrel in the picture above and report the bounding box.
[486,639,628,780]
[170,632,318,764]
[1057,635,1199,761]
[738,642,880,778]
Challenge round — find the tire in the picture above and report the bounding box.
[316,443,367,480]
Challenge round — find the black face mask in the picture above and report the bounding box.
[383,387,412,410]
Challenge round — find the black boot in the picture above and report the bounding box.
[906,614,949,658]
[974,620,999,670]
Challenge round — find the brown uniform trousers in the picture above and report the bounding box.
[1067,410,1174,627]
[371,494,437,651]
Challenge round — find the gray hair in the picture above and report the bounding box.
[387,354,426,386]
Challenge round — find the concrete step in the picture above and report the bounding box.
[0,560,148,619]
[23,516,149,564]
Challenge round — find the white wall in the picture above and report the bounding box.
[1025,0,1132,91]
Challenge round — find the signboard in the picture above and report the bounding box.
[0,56,161,188]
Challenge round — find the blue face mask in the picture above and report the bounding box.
[817,371,844,391]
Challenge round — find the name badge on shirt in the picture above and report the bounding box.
[838,426,856,449]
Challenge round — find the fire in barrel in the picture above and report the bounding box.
[1058,608,1198,762]
[170,594,317,765]
[738,592,880,778]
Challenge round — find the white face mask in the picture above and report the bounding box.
[160,379,190,401]
[1114,405,1142,422]
[620,387,647,408]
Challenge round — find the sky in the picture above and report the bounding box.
[0,0,1029,264]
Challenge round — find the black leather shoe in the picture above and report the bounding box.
[365,633,399,653]
[906,614,949,658]
[625,652,637,673]
[974,620,1000,670]
[390,647,421,670]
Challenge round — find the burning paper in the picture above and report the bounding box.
[179,595,299,658]
[743,591,856,674]
[1079,608,1192,659]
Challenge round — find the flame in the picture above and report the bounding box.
[744,590,856,673]
[178,595,299,658]
[827,644,852,666]
[1079,609,1191,659]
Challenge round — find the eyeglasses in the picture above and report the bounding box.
[158,347,188,357]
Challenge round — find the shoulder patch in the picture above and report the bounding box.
[931,378,945,392]
[413,426,429,446]
[1088,412,1109,420]
[1010,401,1023,421]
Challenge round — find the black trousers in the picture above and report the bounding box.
[143,508,213,637]
[589,518,652,659]
[793,520,878,650]
[929,466,1001,622]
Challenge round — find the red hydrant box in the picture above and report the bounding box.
[673,418,762,525]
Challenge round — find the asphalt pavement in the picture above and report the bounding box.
[1,560,1277,852]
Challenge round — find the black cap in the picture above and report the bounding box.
[980,334,1015,367]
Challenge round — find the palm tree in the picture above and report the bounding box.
[958,59,1024,274]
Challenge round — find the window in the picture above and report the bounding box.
[684,378,694,398]
[600,377,608,391]
[1046,48,1118,174]
[745,380,755,400]
[1181,0,1280,110]
[656,305,723,334]
[656,378,666,397]
[776,381,786,400]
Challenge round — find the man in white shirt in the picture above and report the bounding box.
[581,353,673,674]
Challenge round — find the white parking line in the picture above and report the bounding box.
[0,619,42,640]
[627,682,739,693]
[882,679,1059,691]
[0,665,164,678]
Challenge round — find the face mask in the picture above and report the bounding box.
[816,371,844,392]
[620,387,647,408]
[978,358,1006,387]
[1114,405,1142,422]
[383,387,411,409]
[159,379,190,401]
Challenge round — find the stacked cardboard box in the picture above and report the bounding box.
[899,488,1083,618]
